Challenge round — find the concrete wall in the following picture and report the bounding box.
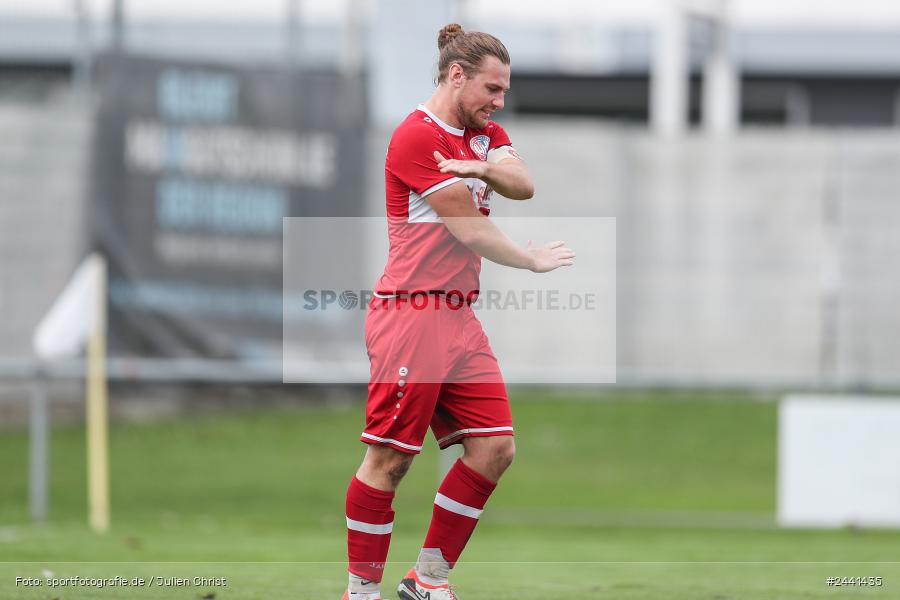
[0,92,90,361]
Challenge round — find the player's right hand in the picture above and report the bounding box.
[527,240,575,273]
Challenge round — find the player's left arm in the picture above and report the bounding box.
[433,148,535,200]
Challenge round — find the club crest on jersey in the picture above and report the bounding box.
[469,135,490,161]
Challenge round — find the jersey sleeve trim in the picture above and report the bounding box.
[421,176,462,197]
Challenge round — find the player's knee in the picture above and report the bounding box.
[493,437,516,472]
[462,436,516,479]
[386,455,414,486]
[359,446,415,489]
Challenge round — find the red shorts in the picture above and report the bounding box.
[360,295,512,454]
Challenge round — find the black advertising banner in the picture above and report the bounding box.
[91,53,366,359]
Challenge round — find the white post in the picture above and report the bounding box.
[72,0,93,96]
[86,255,110,533]
[701,0,738,135]
[110,0,125,51]
[786,85,811,127]
[31,253,110,531]
[29,373,49,522]
[341,0,366,77]
[285,0,302,68]
[651,1,689,137]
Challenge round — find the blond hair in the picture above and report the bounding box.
[436,23,510,84]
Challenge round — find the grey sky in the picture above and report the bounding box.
[7,0,900,28]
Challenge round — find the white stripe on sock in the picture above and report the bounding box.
[346,517,393,534]
[434,492,483,519]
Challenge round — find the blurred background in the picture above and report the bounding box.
[2,1,900,598]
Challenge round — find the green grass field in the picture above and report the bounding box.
[1,389,898,598]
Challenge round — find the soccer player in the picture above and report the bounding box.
[342,23,574,600]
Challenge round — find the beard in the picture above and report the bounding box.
[455,100,490,129]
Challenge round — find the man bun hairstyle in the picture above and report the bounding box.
[437,23,465,51]
[436,23,510,84]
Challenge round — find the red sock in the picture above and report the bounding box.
[346,476,395,582]
[423,459,497,567]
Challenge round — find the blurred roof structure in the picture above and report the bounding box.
[3,16,900,76]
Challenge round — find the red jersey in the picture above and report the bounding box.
[375,104,514,297]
